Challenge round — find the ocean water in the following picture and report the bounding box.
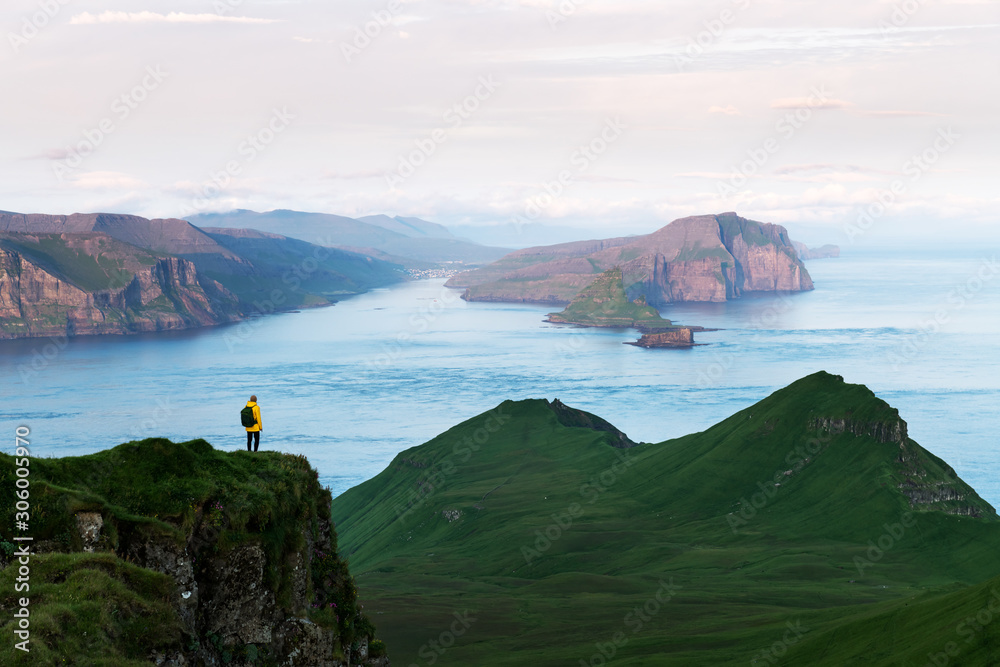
[2,247,999,505]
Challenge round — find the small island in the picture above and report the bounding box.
[792,241,841,260]
[626,329,696,348]
[546,267,704,347]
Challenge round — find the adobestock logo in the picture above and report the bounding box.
[385,76,501,189]
[341,0,407,63]
[8,0,72,54]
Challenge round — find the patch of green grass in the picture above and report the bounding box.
[738,220,772,247]
[717,216,777,248]
[205,271,362,310]
[198,232,412,307]
[0,552,182,666]
[0,235,143,292]
[616,247,643,263]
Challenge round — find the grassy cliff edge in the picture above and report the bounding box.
[0,440,388,666]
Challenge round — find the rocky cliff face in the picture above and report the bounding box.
[0,233,243,339]
[111,501,386,666]
[450,213,813,306]
[648,256,732,303]
[721,220,814,294]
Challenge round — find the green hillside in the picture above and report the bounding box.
[198,228,407,308]
[187,209,510,267]
[331,372,1000,665]
[547,267,674,329]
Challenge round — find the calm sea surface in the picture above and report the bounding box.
[3,247,999,505]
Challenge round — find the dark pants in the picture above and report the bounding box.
[247,431,260,452]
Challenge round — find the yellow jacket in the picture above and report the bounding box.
[245,401,262,432]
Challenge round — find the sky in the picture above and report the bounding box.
[1,0,998,247]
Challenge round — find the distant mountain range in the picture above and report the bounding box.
[792,241,841,260]
[331,371,1000,665]
[447,212,815,305]
[186,209,510,267]
[0,207,520,339]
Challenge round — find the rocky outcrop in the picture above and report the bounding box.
[450,213,813,306]
[14,437,393,667]
[809,416,907,446]
[626,328,696,348]
[0,233,243,339]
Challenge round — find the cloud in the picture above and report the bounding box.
[323,169,385,180]
[768,98,945,118]
[576,174,640,184]
[770,97,853,110]
[708,105,741,116]
[771,164,900,183]
[67,171,148,190]
[674,172,734,180]
[855,109,948,118]
[23,148,74,161]
[70,11,280,25]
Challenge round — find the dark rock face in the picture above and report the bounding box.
[548,398,639,449]
[101,497,390,667]
[201,544,276,645]
[809,416,908,446]
[450,213,813,306]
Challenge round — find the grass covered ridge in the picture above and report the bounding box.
[332,372,1000,665]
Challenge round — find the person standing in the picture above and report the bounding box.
[243,395,262,452]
